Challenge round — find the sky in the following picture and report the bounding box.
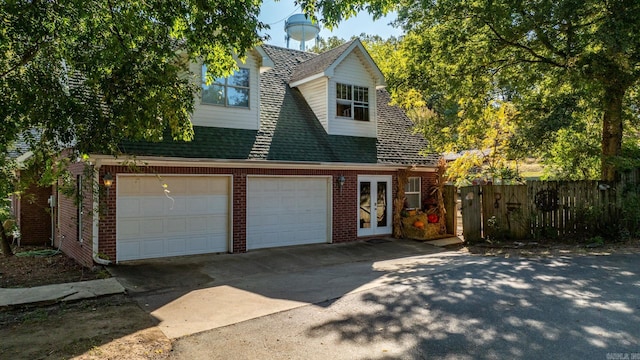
[258,0,403,49]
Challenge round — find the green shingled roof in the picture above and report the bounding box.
[117,44,438,166]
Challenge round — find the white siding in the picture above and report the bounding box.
[329,50,377,138]
[297,77,329,132]
[190,52,260,130]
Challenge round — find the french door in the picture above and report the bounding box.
[357,175,392,236]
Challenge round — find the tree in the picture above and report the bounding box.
[413,101,522,185]
[309,36,347,53]
[1,0,266,162]
[301,0,640,181]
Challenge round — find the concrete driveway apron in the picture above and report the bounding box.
[107,238,456,339]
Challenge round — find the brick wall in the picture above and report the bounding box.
[90,165,436,263]
[55,162,94,267]
[16,182,52,246]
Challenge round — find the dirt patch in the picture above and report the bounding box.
[459,238,640,258]
[0,246,172,359]
[0,245,109,288]
[0,295,170,360]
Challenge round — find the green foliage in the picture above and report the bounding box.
[620,192,640,239]
[1,0,267,198]
[309,36,348,53]
[587,236,605,246]
[541,118,601,180]
[412,101,522,185]
[302,0,640,180]
[485,216,509,242]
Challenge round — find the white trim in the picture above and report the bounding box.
[405,176,422,210]
[245,175,333,249]
[77,174,83,243]
[288,40,386,88]
[88,155,437,172]
[326,41,385,88]
[255,46,275,73]
[15,151,33,168]
[92,164,111,265]
[357,175,393,237]
[289,73,327,88]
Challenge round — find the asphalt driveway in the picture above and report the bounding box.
[107,237,450,338]
[169,253,640,360]
[108,240,639,359]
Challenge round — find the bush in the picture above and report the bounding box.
[620,192,640,239]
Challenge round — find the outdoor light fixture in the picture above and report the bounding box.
[102,172,114,214]
[103,172,114,188]
[337,175,346,194]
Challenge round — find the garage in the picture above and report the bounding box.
[247,177,331,250]
[116,175,230,261]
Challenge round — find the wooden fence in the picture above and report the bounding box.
[460,170,640,242]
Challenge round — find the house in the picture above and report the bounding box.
[16,39,441,266]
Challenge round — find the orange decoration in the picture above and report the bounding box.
[413,220,425,229]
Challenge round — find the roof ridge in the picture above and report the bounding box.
[259,43,316,55]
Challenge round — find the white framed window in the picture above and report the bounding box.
[336,83,369,121]
[202,65,250,108]
[405,177,421,209]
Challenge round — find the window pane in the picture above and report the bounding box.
[228,68,250,87]
[337,102,351,117]
[202,84,225,105]
[405,177,420,192]
[227,87,249,107]
[353,106,369,121]
[360,182,371,229]
[406,194,420,209]
[202,65,225,85]
[337,83,351,100]
[354,86,368,102]
[377,181,387,227]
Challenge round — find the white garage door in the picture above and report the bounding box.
[247,177,330,250]
[116,175,230,261]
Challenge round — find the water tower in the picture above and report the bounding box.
[285,14,320,51]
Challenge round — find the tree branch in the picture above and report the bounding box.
[483,20,566,68]
[1,42,43,79]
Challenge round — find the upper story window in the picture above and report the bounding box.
[404,177,421,209]
[336,83,369,121]
[202,65,250,108]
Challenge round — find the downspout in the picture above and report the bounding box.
[92,160,112,265]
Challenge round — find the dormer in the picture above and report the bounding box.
[289,39,386,138]
[190,47,273,130]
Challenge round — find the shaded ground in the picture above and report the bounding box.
[1,241,638,359]
[0,295,170,360]
[0,245,109,288]
[462,238,640,258]
[0,246,167,360]
[170,254,640,360]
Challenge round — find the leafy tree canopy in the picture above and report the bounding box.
[1,0,266,162]
[300,0,640,180]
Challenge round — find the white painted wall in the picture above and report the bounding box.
[190,51,260,130]
[328,50,377,138]
[297,77,329,132]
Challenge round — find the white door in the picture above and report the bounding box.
[247,177,331,250]
[358,175,392,237]
[116,175,230,261]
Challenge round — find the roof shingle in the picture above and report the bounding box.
[118,43,438,167]
[288,39,357,84]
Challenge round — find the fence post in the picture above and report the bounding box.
[460,185,482,243]
[444,185,458,236]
